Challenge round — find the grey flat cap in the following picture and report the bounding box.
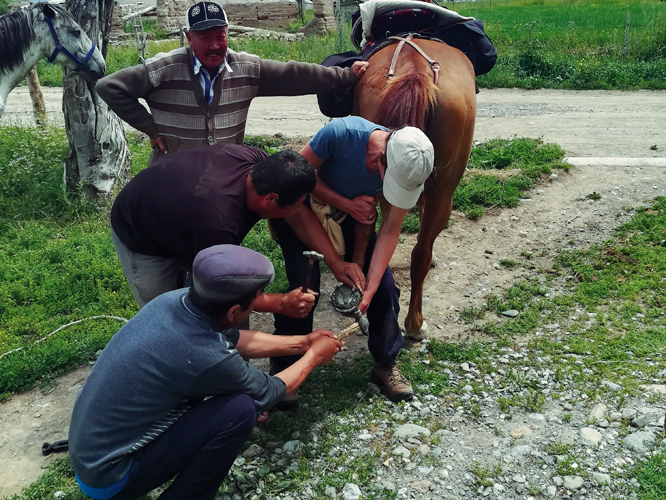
[192,245,274,302]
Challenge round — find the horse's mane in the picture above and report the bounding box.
[372,72,438,131]
[0,8,35,76]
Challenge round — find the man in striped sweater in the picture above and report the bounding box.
[97,1,368,166]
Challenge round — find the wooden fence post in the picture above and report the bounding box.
[623,12,630,59]
[27,67,47,126]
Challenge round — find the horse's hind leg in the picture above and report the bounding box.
[405,127,473,339]
[416,198,438,268]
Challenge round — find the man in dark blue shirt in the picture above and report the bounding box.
[69,245,342,500]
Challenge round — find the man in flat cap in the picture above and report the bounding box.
[97,0,368,166]
[111,143,365,312]
[69,245,343,500]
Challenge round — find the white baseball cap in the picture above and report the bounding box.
[383,127,435,209]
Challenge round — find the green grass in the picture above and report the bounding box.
[458,0,666,89]
[634,451,666,500]
[0,128,287,398]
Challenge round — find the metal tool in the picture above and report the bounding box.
[330,284,369,336]
[302,251,324,293]
[42,440,69,456]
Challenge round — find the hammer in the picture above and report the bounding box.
[302,250,324,293]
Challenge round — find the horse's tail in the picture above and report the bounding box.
[371,71,438,132]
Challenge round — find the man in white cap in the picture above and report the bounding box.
[97,0,368,166]
[271,116,434,402]
[69,245,342,500]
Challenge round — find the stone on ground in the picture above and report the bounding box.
[563,476,584,490]
[580,427,602,448]
[509,425,532,439]
[393,423,431,440]
[623,431,656,453]
[342,483,361,500]
[588,403,607,420]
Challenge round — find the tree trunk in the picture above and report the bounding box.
[63,0,131,201]
[27,67,47,126]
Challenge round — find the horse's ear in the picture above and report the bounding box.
[42,4,57,19]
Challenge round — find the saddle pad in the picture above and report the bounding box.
[357,0,473,49]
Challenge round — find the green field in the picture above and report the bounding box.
[457,0,666,89]
[30,0,666,89]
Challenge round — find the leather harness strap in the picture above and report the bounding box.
[385,34,441,86]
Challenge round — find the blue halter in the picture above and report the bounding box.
[40,5,96,69]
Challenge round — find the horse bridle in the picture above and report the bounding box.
[40,5,96,69]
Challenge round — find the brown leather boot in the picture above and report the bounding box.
[371,362,414,402]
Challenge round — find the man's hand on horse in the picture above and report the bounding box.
[150,136,168,154]
[352,61,369,80]
[331,260,366,291]
[281,288,318,318]
[347,195,377,225]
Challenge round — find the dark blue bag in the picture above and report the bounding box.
[437,19,497,77]
[317,51,362,118]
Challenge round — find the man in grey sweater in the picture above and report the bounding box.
[68,245,342,500]
[97,1,368,165]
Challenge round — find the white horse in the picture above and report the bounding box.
[0,2,106,119]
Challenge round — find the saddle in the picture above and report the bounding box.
[317,1,497,118]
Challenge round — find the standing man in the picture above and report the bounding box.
[110,143,364,309]
[69,244,343,500]
[97,1,368,165]
[271,116,435,402]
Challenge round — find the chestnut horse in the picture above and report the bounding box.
[354,39,476,339]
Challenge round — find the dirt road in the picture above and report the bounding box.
[1,88,665,497]
[4,87,666,159]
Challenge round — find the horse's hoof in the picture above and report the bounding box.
[405,320,428,341]
[430,256,438,268]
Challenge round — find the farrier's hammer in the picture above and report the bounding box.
[302,250,324,293]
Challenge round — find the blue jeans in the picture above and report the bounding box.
[106,394,255,500]
[271,213,403,369]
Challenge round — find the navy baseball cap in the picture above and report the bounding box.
[192,245,274,303]
[185,1,228,32]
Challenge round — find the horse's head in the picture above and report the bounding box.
[35,3,106,81]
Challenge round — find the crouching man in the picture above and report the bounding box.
[68,245,342,500]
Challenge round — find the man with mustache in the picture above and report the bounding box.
[97,1,368,165]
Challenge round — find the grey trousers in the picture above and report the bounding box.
[111,228,189,308]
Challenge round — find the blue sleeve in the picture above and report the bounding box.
[309,119,347,162]
[190,349,287,412]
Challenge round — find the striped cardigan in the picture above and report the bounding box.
[97,47,357,165]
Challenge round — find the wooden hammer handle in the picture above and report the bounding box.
[335,322,360,341]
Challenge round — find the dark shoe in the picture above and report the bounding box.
[371,362,414,402]
[274,398,299,411]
